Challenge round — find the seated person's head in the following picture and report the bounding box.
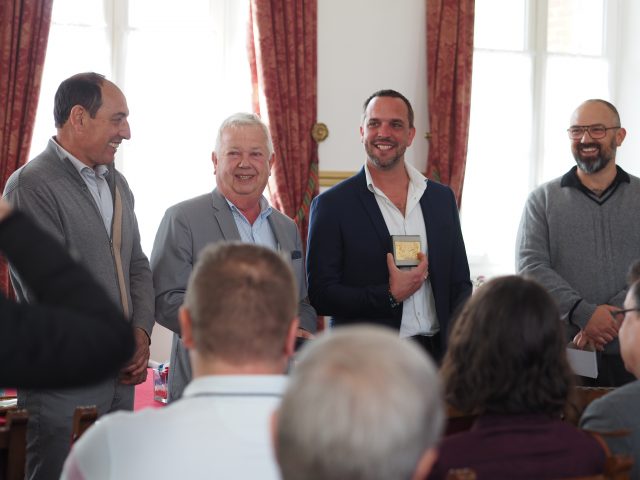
[627,259,640,286]
[620,280,640,378]
[274,325,444,480]
[441,275,573,416]
[179,242,299,373]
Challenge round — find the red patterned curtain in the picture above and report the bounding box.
[425,0,475,207]
[248,0,319,244]
[0,0,52,295]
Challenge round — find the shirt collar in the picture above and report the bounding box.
[50,137,109,178]
[182,375,288,398]
[225,195,273,220]
[560,164,630,190]
[364,160,428,194]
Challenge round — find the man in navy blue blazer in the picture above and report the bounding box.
[306,89,472,360]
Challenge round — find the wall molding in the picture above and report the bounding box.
[319,170,355,187]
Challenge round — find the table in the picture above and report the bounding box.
[1,368,163,416]
[134,368,166,410]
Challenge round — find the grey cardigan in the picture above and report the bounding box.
[3,139,154,336]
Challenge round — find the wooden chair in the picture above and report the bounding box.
[0,409,28,480]
[560,475,606,479]
[446,467,477,479]
[560,452,634,480]
[603,454,634,480]
[561,431,635,480]
[445,404,478,436]
[71,405,98,444]
[561,456,634,479]
[563,386,615,426]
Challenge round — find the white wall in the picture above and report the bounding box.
[317,0,428,174]
[151,1,640,361]
[150,325,173,364]
[616,0,640,174]
[150,0,429,362]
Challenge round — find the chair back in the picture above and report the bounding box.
[563,386,615,425]
[445,404,477,436]
[446,468,477,480]
[603,454,634,480]
[0,409,28,480]
[71,405,98,444]
[574,430,635,480]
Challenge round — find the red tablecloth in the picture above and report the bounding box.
[134,368,166,410]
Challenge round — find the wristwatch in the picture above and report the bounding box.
[388,289,401,309]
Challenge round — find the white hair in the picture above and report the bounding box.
[276,325,444,480]
[214,112,274,156]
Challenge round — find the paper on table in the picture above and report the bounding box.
[0,397,17,408]
[566,344,598,378]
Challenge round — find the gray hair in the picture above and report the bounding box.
[214,112,274,156]
[276,325,444,480]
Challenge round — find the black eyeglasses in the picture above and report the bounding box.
[609,307,640,323]
[567,124,620,140]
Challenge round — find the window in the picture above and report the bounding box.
[30,0,252,254]
[461,0,615,278]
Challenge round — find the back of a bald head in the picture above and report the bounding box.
[276,325,444,480]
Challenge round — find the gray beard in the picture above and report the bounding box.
[575,155,610,174]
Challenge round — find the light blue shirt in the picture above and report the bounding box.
[51,138,113,236]
[226,195,277,250]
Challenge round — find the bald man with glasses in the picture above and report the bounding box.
[580,277,640,479]
[516,99,640,387]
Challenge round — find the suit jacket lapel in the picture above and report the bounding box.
[355,168,392,250]
[420,185,438,267]
[211,188,242,241]
[267,214,286,251]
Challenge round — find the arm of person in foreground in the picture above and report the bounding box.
[0,201,134,388]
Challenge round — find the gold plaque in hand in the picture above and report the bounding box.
[391,235,421,267]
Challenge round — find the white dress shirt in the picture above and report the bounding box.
[365,161,439,337]
[61,375,286,480]
[52,138,113,236]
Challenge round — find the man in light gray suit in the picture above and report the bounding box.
[150,113,317,401]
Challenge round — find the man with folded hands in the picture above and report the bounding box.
[517,99,640,386]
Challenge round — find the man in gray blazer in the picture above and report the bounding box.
[151,112,317,401]
[3,73,154,480]
[580,277,640,479]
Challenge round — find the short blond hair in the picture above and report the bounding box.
[184,242,297,364]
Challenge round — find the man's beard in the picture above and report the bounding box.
[573,141,615,174]
[365,143,405,171]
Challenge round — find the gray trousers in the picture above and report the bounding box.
[18,379,134,480]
